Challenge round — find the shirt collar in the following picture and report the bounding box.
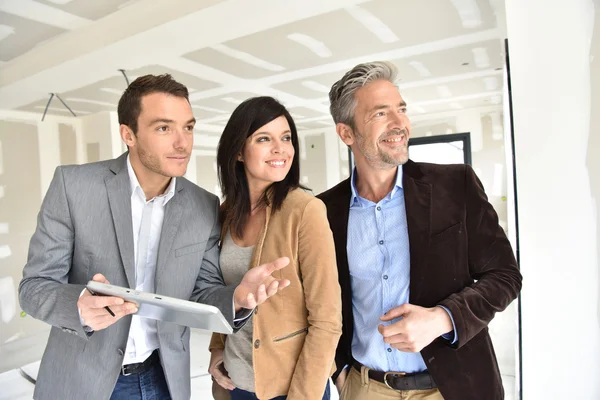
[350,166,403,206]
[127,155,176,204]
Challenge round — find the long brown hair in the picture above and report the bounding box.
[216,96,303,238]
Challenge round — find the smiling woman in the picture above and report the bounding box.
[216,97,303,239]
[208,96,342,400]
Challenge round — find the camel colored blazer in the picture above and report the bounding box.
[210,189,342,400]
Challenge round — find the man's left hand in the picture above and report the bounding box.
[234,257,291,310]
[378,304,453,352]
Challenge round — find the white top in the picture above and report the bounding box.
[220,230,255,391]
[124,155,176,364]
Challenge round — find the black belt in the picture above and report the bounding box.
[121,350,160,376]
[352,361,437,391]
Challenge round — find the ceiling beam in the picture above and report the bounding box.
[0,0,91,30]
[0,0,369,109]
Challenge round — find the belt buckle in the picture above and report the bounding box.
[383,371,406,390]
[121,365,132,376]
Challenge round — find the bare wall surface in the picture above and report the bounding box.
[195,154,219,196]
[0,120,50,371]
[506,0,600,397]
[59,123,77,166]
[589,3,600,327]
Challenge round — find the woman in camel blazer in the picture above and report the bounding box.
[208,96,342,400]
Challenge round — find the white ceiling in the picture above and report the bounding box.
[0,0,507,133]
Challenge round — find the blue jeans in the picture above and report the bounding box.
[230,381,330,400]
[110,361,171,400]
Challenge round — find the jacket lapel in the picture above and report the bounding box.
[327,182,351,279]
[321,179,353,348]
[154,182,184,291]
[403,161,432,303]
[105,154,136,288]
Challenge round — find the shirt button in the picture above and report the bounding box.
[383,275,388,280]
[379,240,384,245]
[254,339,261,349]
[377,206,381,211]
[387,348,392,353]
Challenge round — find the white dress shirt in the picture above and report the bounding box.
[123,156,176,364]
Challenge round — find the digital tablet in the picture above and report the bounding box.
[86,281,233,334]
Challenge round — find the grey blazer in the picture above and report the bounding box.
[19,153,236,400]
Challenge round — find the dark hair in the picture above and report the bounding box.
[117,74,189,134]
[217,96,303,238]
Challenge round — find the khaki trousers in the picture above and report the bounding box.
[340,365,444,400]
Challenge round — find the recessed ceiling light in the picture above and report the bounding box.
[408,61,432,77]
[287,33,332,58]
[483,77,499,91]
[472,48,490,68]
[345,5,399,43]
[449,0,483,28]
[210,44,285,72]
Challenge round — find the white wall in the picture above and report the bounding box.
[0,111,79,371]
[79,111,122,162]
[506,1,600,399]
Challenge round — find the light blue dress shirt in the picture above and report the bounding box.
[347,167,456,373]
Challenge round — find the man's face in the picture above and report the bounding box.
[341,80,411,170]
[126,92,195,178]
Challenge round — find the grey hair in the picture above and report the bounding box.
[329,61,398,128]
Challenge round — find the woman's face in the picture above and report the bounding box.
[240,115,295,192]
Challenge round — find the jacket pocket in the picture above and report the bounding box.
[175,240,207,258]
[273,327,308,342]
[431,222,463,246]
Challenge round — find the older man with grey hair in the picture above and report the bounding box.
[317,61,522,400]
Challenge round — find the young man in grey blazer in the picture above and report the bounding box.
[19,74,290,400]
